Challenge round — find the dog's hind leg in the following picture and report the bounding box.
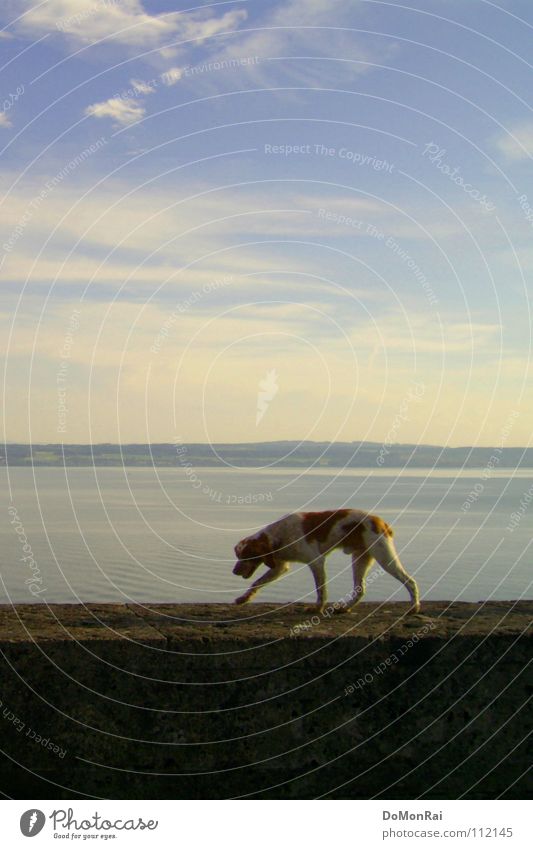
[372,537,420,613]
[234,562,289,605]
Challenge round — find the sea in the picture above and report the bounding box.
[1,466,531,605]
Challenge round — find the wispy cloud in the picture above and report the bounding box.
[0,175,473,294]
[0,112,12,128]
[143,0,388,97]
[14,0,247,49]
[190,0,387,88]
[493,121,533,161]
[129,77,155,94]
[160,67,183,86]
[84,96,145,126]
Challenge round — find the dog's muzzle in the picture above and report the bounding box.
[233,560,258,579]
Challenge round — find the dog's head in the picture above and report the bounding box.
[233,532,272,579]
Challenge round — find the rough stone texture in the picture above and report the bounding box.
[0,601,531,799]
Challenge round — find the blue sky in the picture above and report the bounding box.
[1,0,532,446]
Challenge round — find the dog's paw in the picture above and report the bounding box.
[234,595,250,605]
[332,604,350,615]
[298,603,321,614]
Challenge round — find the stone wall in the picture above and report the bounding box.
[0,601,530,799]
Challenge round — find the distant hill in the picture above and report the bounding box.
[2,442,532,468]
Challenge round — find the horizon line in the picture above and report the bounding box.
[4,441,532,450]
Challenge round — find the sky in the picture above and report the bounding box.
[0,0,532,446]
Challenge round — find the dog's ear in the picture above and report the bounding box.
[235,532,271,560]
[254,532,271,557]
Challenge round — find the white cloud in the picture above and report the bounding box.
[130,78,155,94]
[0,176,471,296]
[14,1,247,49]
[84,96,145,127]
[269,0,353,26]
[195,0,387,89]
[173,8,247,47]
[0,112,12,128]
[160,67,183,87]
[357,316,501,355]
[494,122,533,161]
[19,0,173,46]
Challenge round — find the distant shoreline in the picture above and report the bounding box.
[2,442,533,468]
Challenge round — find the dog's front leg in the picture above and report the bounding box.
[308,557,327,613]
[234,562,289,605]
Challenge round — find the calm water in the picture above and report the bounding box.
[1,467,531,604]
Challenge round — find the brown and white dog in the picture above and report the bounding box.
[233,509,420,614]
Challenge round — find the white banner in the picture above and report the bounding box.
[1,799,528,848]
